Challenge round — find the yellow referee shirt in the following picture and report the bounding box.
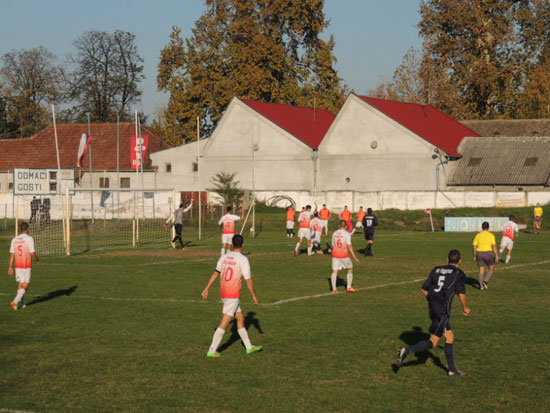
[534,207,543,217]
[472,231,496,251]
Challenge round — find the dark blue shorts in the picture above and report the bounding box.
[429,314,451,337]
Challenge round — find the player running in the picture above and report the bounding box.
[310,212,323,253]
[339,206,352,233]
[472,221,498,290]
[498,215,519,265]
[397,249,470,376]
[285,206,296,237]
[294,205,314,256]
[165,199,193,249]
[218,206,241,256]
[351,206,366,235]
[201,235,262,358]
[8,222,40,310]
[330,220,360,293]
[319,204,331,235]
[362,208,378,256]
[534,203,543,234]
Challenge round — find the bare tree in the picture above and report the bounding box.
[68,30,144,122]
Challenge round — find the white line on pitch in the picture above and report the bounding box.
[0,408,38,413]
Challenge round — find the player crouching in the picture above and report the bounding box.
[330,220,360,293]
[201,235,262,358]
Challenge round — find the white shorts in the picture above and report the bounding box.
[286,221,294,229]
[332,257,353,271]
[298,228,311,240]
[500,236,514,250]
[311,232,321,244]
[221,298,241,316]
[15,268,31,284]
[321,220,328,229]
[221,234,234,245]
[355,221,363,228]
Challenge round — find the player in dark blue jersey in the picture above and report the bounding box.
[362,208,378,256]
[397,249,471,376]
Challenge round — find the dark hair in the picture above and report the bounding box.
[482,221,489,230]
[509,215,515,221]
[232,234,244,248]
[19,222,29,232]
[448,249,461,264]
[305,205,311,210]
[226,206,232,212]
[339,219,347,228]
[367,208,372,214]
[179,203,184,208]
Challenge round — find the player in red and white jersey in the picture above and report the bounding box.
[8,222,40,310]
[310,212,323,252]
[294,205,314,256]
[331,220,360,293]
[218,206,241,256]
[498,215,519,265]
[201,235,261,358]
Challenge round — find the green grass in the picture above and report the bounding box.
[0,210,549,412]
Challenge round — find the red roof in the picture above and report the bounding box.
[0,123,170,171]
[239,98,335,149]
[358,95,479,156]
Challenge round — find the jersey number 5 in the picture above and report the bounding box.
[434,276,445,293]
[17,245,23,256]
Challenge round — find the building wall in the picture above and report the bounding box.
[318,95,449,192]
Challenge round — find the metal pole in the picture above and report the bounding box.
[117,115,120,218]
[197,116,202,240]
[88,113,94,223]
[138,115,145,219]
[251,130,256,237]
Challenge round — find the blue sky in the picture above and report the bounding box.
[0,0,422,118]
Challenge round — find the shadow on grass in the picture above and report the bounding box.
[26,285,78,307]
[217,312,263,353]
[392,326,447,374]
[326,276,347,291]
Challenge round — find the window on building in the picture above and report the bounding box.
[49,171,57,180]
[49,182,57,192]
[524,157,538,166]
[120,177,130,188]
[99,177,110,188]
[468,157,482,167]
[8,183,13,190]
[192,162,198,172]
[166,163,172,173]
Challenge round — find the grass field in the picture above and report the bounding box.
[0,210,549,412]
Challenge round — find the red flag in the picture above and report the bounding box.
[424,208,431,214]
[131,135,149,170]
[77,133,92,167]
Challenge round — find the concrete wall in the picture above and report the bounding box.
[318,95,451,192]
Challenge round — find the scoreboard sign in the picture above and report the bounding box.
[13,168,75,195]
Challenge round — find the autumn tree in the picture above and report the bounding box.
[0,47,65,137]
[158,0,345,144]
[67,30,144,122]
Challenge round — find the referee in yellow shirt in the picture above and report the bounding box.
[472,221,498,290]
[534,203,543,234]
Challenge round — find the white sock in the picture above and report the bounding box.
[14,288,25,305]
[307,246,312,255]
[209,327,226,353]
[221,248,225,256]
[295,242,300,252]
[351,229,355,235]
[347,272,353,288]
[506,255,510,264]
[331,273,337,291]
[237,328,252,350]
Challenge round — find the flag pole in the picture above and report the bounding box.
[137,113,145,219]
[51,104,61,193]
[197,116,202,241]
[116,114,120,216]
[87,113,94,223]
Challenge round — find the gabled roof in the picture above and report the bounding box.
[239,98,336,150]
[0,123,170,171]
[358,95,479,156]
[448,136,550,186]
[462,119,550,137]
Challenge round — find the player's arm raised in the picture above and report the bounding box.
[201,270,220,300]
[8,253,14,276]
[245,278,258,305]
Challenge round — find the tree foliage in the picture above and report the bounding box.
[373,0,550,120]
[68,30,144,122]
[210,171,244,206]
[158,0,345,144]
[0,47,65,137]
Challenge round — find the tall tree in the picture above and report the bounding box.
[0,47,64,137]
[68,30,144,122]
[158,0,345,144]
